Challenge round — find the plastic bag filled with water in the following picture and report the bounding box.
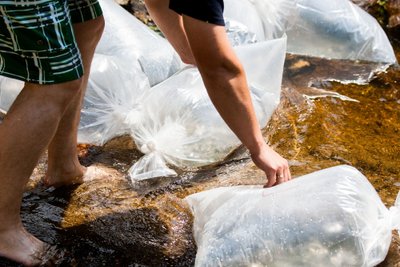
[128,36,287,181]
[223,0,397,63]
[224,0,297,42]
[96,0,182,86]
[78,54,150,145]
[285,0,397,63]
[224,0,265,45]
[185,165,400,267]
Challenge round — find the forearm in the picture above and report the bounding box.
[199,64,266,155]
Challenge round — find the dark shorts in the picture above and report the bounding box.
[0,0,103,85]
[169,0,225,26]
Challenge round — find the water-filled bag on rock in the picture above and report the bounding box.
[78,54,149,145]
[185,165,400,267]
[224,0,396,63]
[128,37,287,181]
[285,0,397,63]
[96,0,182,86]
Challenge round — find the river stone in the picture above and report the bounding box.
[60,168,196,265]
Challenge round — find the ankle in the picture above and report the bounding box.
[46,161,86,178]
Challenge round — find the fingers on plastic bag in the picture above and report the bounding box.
[264,172,277,188]
[185,165,397,267]
[284,166,292,181]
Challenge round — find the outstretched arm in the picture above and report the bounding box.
[181,15,291,187]
[143,0,291,186]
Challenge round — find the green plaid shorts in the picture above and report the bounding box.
[0,0,103,84]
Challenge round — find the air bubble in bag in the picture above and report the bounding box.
[186,165,400,267]
[128,36,287,181]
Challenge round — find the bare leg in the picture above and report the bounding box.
[144,0,195,65]
[181,16,291,187]
[0,79,83,266]
[45,16,105,187]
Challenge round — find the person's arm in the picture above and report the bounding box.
[144,0,196,65]
[143,1,291,186]
[181,15,291,187]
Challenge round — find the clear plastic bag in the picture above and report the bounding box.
[249,0,297,40]
[0,76,24,114]
[225,19,258,47]
[185,165,400,267]
[224,0,297,41]
[128,37,287,181]
[96,0,182,86]
[285,0,397,63]
[78,54,149,145]
[224,0,265,43]
[224,0,397,63]
[77,0,185,145]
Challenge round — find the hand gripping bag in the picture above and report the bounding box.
[185,165,400,267]
[128,36,287,181]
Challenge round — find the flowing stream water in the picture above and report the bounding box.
[0,29,399,267]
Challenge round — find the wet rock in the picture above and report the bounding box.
[388,0,400,28]
[352,0,400,30]
[60,172,196,266]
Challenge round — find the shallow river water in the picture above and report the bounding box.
[0,33,399,267]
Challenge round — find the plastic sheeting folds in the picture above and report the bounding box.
[186,165,400,267]
[128,37,287,181]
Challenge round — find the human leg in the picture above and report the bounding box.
[0,1,100,264]
[144,0,195,64]
[0,79,83,266]
[45,15,105,187]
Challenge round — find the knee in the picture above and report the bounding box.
[22,78,83,115]
[92,16,105,43]
[51,78,84,109]
[74,15,105,50]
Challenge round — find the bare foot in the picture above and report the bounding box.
[0,225,46,266]
[44,165,118,188]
